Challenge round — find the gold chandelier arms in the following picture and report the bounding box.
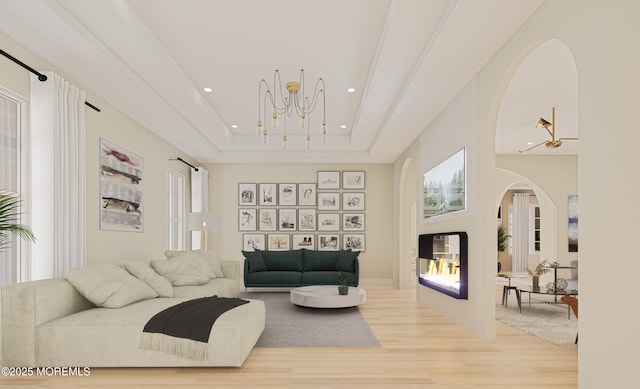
[257,69,327,148]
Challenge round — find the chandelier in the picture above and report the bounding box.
[257,69,326,149]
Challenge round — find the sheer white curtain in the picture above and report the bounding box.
[512,193,530,272]
[190,167,208,249]
[30,72,86,279]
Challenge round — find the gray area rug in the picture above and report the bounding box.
[240,292,380,348]
[495,298,578,346]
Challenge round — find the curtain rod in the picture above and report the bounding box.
[1,49,101,112]
[170,157,198,171]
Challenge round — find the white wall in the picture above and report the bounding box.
[475,1,640,386]
[0,31,193,268]
[203,163,393,285]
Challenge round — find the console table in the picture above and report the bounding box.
[545,264,578,302]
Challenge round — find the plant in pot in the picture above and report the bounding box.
[0,191,36,251]
[337,271,349,295]
[497,225,510,273]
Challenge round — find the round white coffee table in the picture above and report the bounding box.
[290,285,366,308]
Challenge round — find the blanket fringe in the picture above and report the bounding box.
[139,332,208,361]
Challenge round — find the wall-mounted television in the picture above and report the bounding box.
[423,148,465,218]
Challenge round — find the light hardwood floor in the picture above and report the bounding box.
[1,286,577,389]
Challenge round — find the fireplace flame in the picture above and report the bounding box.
[421,258,460,290]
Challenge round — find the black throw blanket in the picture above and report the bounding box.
[140,296,249,360]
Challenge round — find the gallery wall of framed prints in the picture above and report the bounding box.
[239,171,366,252]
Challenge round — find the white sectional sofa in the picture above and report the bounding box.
[1,256,265,368]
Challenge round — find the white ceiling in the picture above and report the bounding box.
[0,0,547,163]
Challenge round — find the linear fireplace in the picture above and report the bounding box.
[418,231,468,299]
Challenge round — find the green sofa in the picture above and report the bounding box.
[243,248,359,288]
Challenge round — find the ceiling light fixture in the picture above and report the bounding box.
[257,69,326,149]
[203,87,212,93]
[347,87,356,93]
[519,107,578,153]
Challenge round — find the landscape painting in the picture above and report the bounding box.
[423,148,465,218]
[568,195,578,252]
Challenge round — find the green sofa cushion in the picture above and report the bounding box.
[303,249,339,271]
[301,271,357,286]
[336,250,359,272]
[242,250,267,273]
[245,271,302,287]
[262,249,304,271]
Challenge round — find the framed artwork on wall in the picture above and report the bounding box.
[238,183,257,206]
[317,213,340,231]
[318,234,340,251]
[99,138,144,232]
[292,234,315,250]
[278,208,297,231]
[317,171,340,189]
[343,192,365,211]
[343,213,365,231]
[238,208,257,231]
[298,183,317,206]
[243,234,266,251]
[278,183,297,206]
[343,234,365,252]
[423,148,465,218]
[259,183,277,206]
[317,192,340,210]
[268,234,290,251]
[298,208,316,231]
[342,171,365,189]
[258,208,277,231]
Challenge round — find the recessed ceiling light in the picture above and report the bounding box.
[526,141,533,145]
[203,87,212,93]
[347,87,356,93]
[340,125,347,129]
[231,124,238,129]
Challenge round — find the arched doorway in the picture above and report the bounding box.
[398,157,417,290]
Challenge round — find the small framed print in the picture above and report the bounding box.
[343,213,365,231]
[292,234,315,250]
[344,234,365,252]
[298,183,317,206]
[318,213,340,231]
[259,183,277,206]
[318,234,340,251]
[343,171,365,189]
[259,208,277,231]
[238,183,257,205]
[298,208,316,231]
[317,171,340,189]
[268,234,290,251]
[279,183,297,206]
[317,192,340,210]
[343,192,365,211]
[278,208,297,231]
[238,208,257,231]
[243,234,266,251]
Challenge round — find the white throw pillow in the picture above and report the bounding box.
[164,250,221,278]
[150,259,210,286]
[66,264,157,308]
[120,261,174,297]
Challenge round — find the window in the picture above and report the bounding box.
[529,204,541,254]
[164,169,185,250]
[0,87,29,285]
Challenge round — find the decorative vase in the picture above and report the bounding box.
[532,275,540,288]
[338,286,349,295]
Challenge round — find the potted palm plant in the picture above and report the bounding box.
[497,225,510,272]
[0,191,36,251]
[337,271,349,295]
